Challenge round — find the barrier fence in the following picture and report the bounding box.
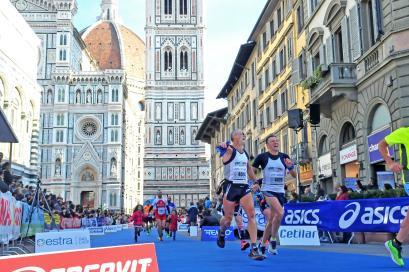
[0,192,132,247]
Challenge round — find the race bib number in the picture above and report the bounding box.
[232,162,247,182]
[265,167,285,186]
[157,207,166,215]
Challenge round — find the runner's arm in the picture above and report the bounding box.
[222,145,234,163]
[379,139,403,172]
[247,162,257,181]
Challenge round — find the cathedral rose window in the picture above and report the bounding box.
[81,121,98,137]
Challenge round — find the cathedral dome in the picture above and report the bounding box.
[81,0,145,79]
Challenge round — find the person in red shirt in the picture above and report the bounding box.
[168,209,179,241]
[335,185,350,201]
[150,190,168,241]
[129,205,144,242]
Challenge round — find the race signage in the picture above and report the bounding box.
[279,226,320,246]
[0,243,159,272]
[35,229,91,253]
[240,207,267,231]
[201,226,235,241]
[189,226,198,237]
[88,227,105,236]
[368,127,393,164]
[103,225,118,233]
[340,144,358,164]
[283,198,409,232]
[178,223,189,232]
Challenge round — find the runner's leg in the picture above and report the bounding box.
[217,196,235,248]
[240,193,257,245]
[264,195,283,254]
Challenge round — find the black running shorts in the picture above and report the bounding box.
[224,182,251,203]
[262,191,287,207]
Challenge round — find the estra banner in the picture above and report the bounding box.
[0,243,159,272]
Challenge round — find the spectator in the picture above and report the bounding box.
[0,152,3,165]
[336,185,349,200]
[2,162,13,187]
[304,186,314,198]
[367,177,378,190]
[187,201,199,226]
[204,196,212,209]
[315,189,325,201]
[210,202,222,221]
[0,170,8,193]
[356,179,366,193]
[288,192,299,203]
[200,209,220,227]
[384,183,393,190]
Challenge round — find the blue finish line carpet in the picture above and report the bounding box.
[91,229,408,272]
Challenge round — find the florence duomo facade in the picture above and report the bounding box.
[11,0,146,212]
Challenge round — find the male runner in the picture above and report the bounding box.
[165,196,177,238]
[217,129,264,260]
[144,201,153,234]
[217,179,250,251]
[379,127,409,267]
[151,190,168,241]
[253,134,296,256]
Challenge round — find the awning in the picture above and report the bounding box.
[196,107,228,144]
[0,107,18,143]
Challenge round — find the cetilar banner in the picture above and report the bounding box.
[282,198,409,232]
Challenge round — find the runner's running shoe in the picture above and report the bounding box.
[385,240,404,267]
[240,240,250,251]
[216,230,225,248]
[257,243,266,257]
[268,240,278,255]
[248,248,265,261]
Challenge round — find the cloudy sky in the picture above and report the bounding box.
[74,0,266,114]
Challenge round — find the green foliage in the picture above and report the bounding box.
[300,195,316,202]
[300,65,323,89]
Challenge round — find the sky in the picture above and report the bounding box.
[74,0,267,115]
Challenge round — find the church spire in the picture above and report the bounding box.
[99,0,119,21]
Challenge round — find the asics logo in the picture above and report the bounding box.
[339,202,360,229]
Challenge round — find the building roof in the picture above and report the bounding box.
[216,41,256,99]
[82,21,145,79]
[196,107,228,144]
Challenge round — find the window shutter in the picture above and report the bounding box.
[306,53,313,77]
[277,94,282,116]
[266,22,271,40]
[371,0,380,41]
[276,55,280,75]
[325,36,333,65]
[341,17,351,62]
[349,4,362,61]
[274,10,278,32]
[319,44,325,65]
[292,57,300,84]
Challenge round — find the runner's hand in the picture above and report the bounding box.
[284,158,294,168]
[219,142,228,149]
[252,183,260,192]
[387,162,403,173]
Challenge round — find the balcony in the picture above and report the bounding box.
[302,63,357,117]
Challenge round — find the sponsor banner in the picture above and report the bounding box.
[178,223,189,232]
[189,226,198,237]
[240,207,267,231]
[82,218,98,228]
[115,225,123,231]
[344,178,357,191]
[103,225,118,233]
[35,229,90,253]
[340,144,358,165]
[282,198,409,232]
[0,243,159,272]
[201,226,235,241]
[279,226,320,246]
[122,224,130,230]
[88,227,105,236]
[20,202,44,238]
[377,171,396,190]
[318,153,332,178]
[0,192,22,243]
[368,127,393,164]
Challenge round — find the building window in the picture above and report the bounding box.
[164,48,173,71]
[60,34,67,45]
[299,53,306,80]
[110,129,119,142]
[266,106,271,125]
[111,89,119,102]
[318,135,329,155]
[287,36,293,60]
[258,77,263,94]
[279,49,285,72]
[262,32,267,50]
[111,113,119,126]
[56,130,64,143]
[179,0,188,15]
[270,20,275,37]
[310,0,319,14]
[272,59,276,80]
[334,28,344,62]
[164,0,172,15]
[59,50,67,61]
[281,91,288,113]
[180,49,188,70]
[56,114,64,126]
[341,122,355,146]
[264,68,270,87]
[312,51,321,71]
[277,7,282,29]
[297,5,304,34]
[251,62,256,88]
[273,99,278,120]
[57,88,65,103]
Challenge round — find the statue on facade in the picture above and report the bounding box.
[76,91,81,104]
[87,91,92,104]
[97,91,102,103]
[110,158,117,177]
[156,130,161,144]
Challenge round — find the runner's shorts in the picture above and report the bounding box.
[224,182,251,203]
[262,191,287,207]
